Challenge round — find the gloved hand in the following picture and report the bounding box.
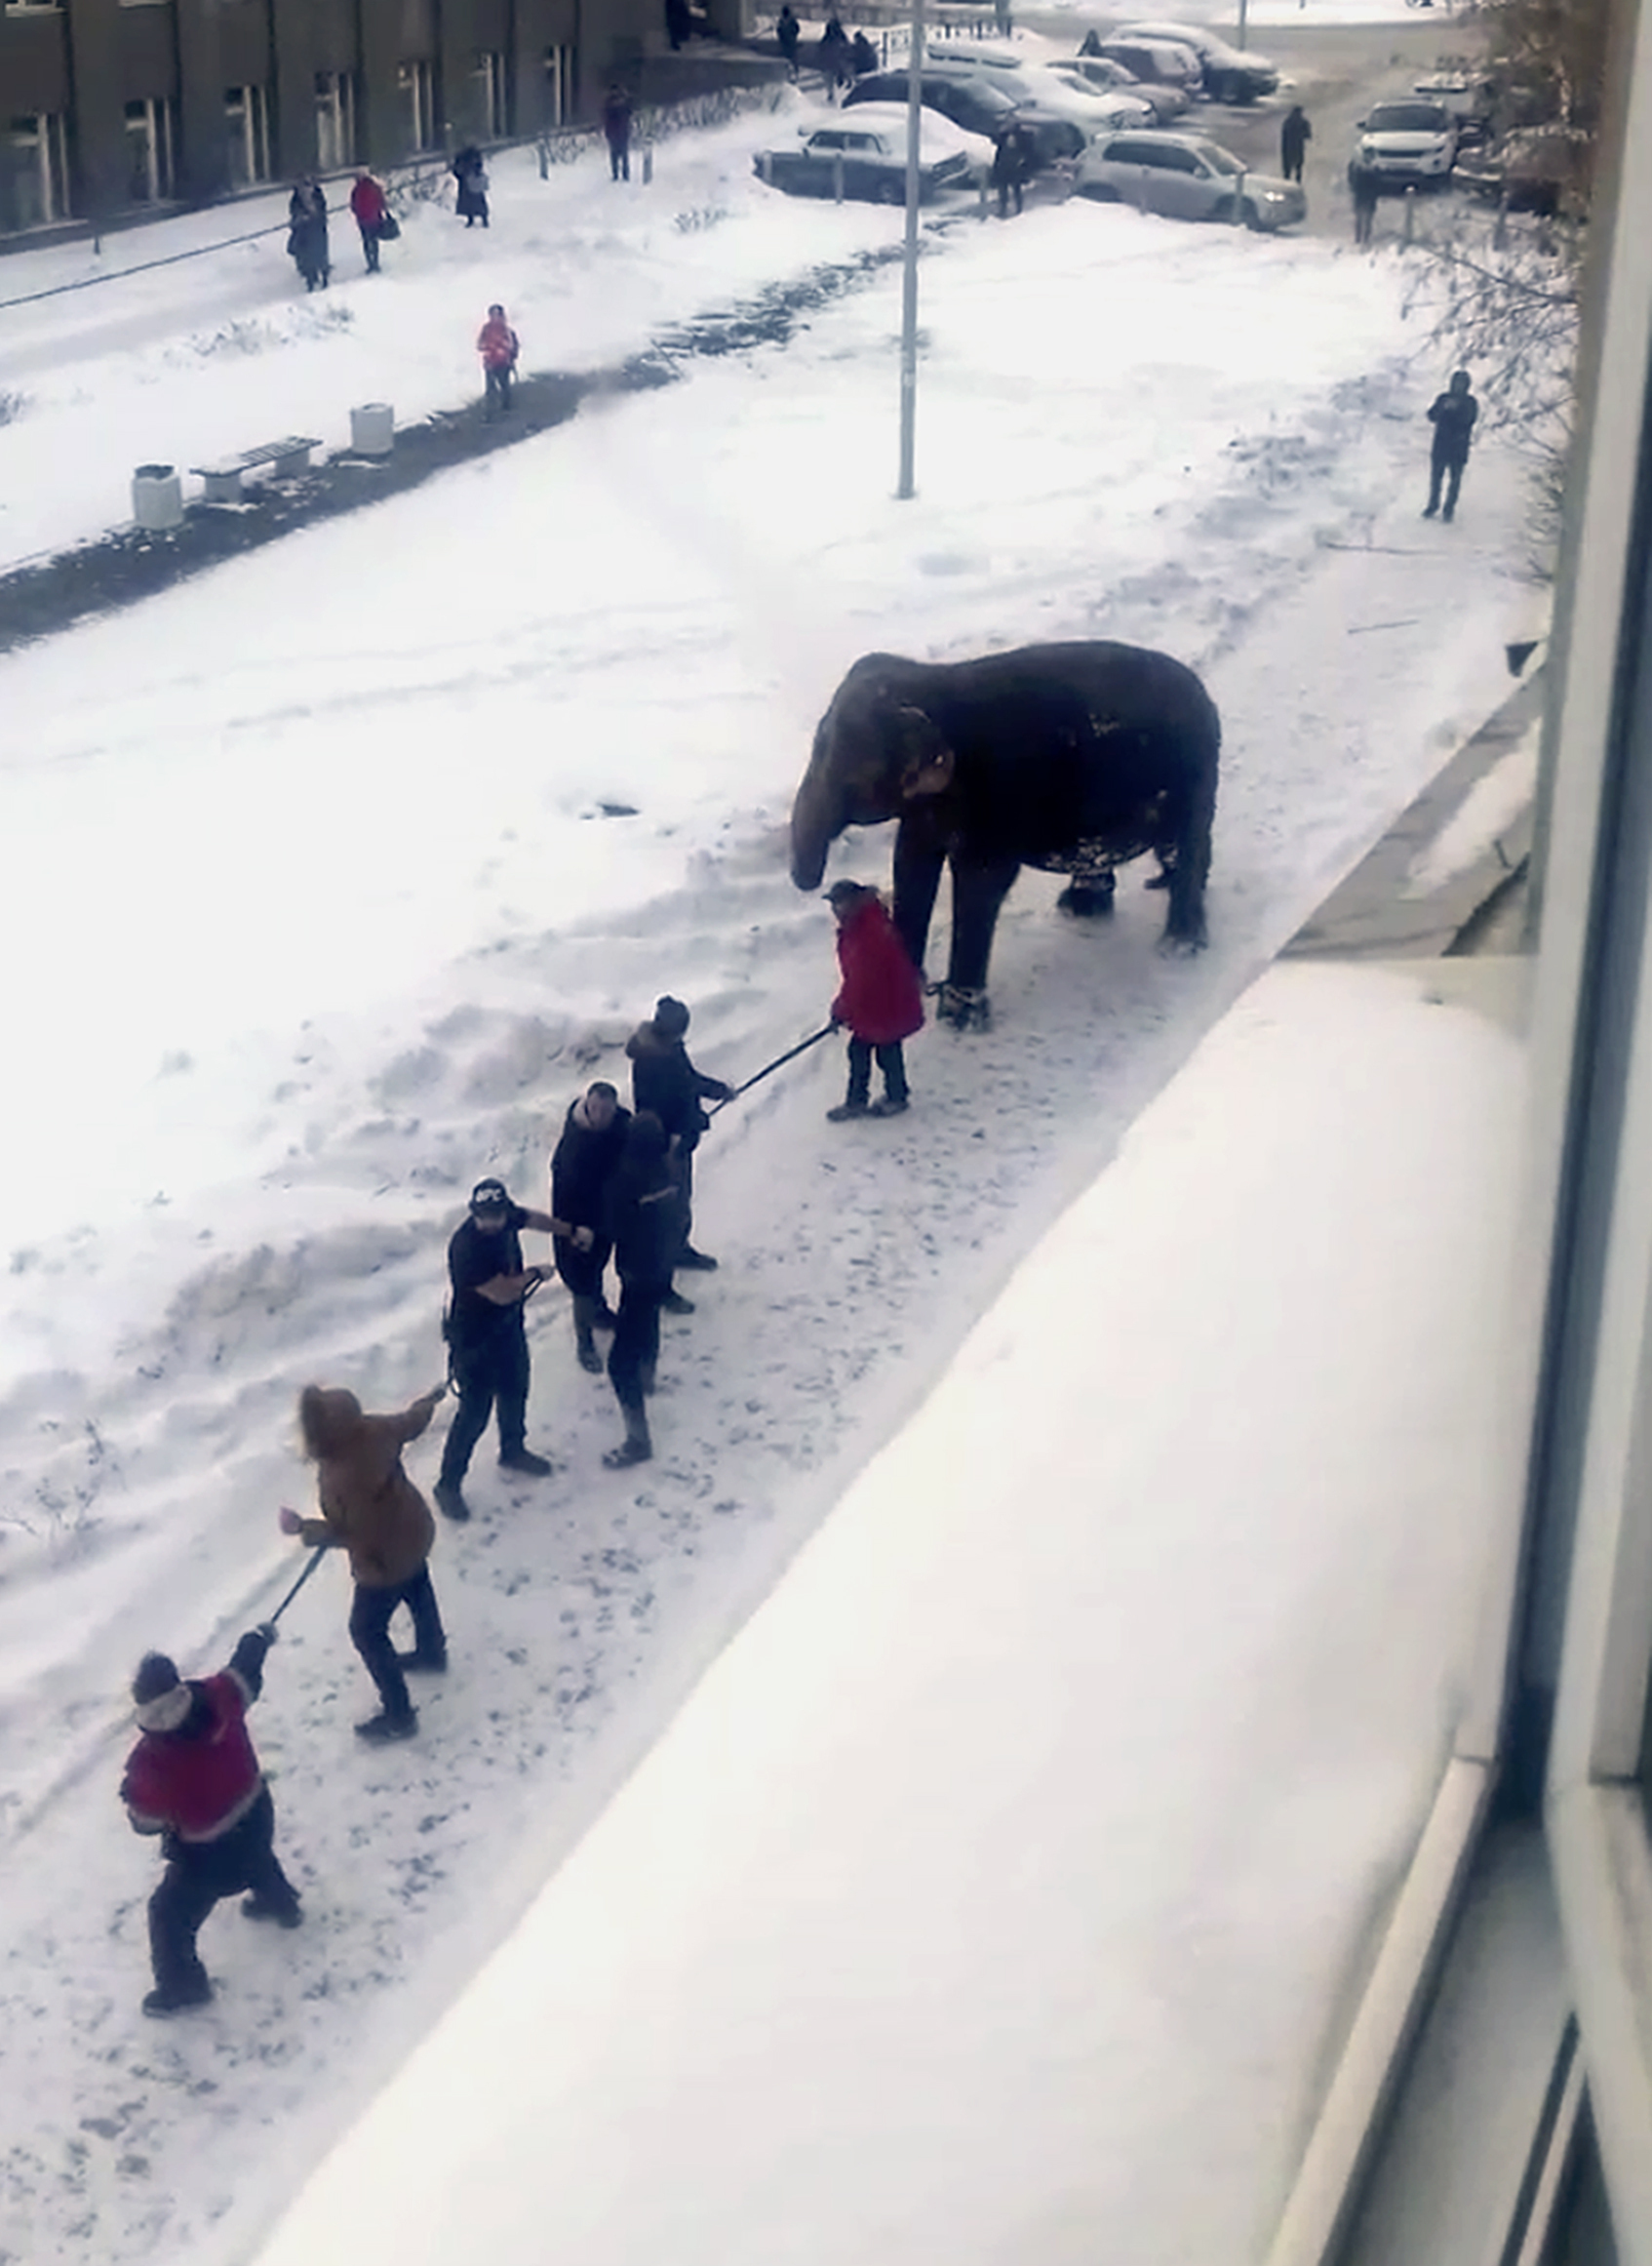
[278,1505,303,1537]
[255,1622,278,1647]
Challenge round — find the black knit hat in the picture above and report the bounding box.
[653,996,690,1037]
[132,1651,190,1730]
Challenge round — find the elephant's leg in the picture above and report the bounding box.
[892,819,946,977]
[1160,758,1215,952]
[937,855,1019,1028]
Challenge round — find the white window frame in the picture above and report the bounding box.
[6,109,70,227]
[396,58,435,153]
[543,45,575,130]
[477,50,507,139]
[123,96,176,203]
[314,69,356,172]
[224,83,271,189]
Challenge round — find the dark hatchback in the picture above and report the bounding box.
[845,71,1089,171]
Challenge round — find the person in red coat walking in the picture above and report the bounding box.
[120,1625,302,2015]
[825,879,924,1120]
[349,172,388,272]
[478,303,520,420]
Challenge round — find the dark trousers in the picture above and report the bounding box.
[349,1566,446,1721]
[484,365,514,417]
[1354,196,1376,245]
[609,1282,664,1410]
[609,141,630,180]
[1281,146,1305,182]
[442,1325,531,1482]
[997,179,1024,218]
[359,222,380,271]
[672,1140,698,1259]
[1427,452,1466,520]
[148,1787,296,1994]
[846,1036,909,1106]
[554,1231,613,1301]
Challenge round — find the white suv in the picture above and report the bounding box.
[1354,99,1458,185]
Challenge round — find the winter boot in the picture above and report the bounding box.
[660,1288,695,1317]
[571,1297,605,1374]
[242,1894,304,1928]
[603,1406,653,1470]
[678,1247,719,1271]
[433,1480,471,1523]
[498,1447,554,1477]
[395,1649,449,1674]
[143,1973,214,2016]
[356,1709,418,1744]
[591,1299,619,1332]
[827,1096,870,1122]
[869,1094,909,1118]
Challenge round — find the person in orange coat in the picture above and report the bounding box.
[824,879,924,1120]
[279,1382,449,1743]
[478,303,520,420]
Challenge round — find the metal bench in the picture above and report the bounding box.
[190,437,322,502]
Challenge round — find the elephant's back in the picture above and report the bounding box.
[933,642,1215,741]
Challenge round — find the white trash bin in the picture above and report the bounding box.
[350,403,395,457]
[132,463,183,531]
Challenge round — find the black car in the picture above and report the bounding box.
[845,71,1087,171]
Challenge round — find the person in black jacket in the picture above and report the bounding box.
[602,1113,686,1468]
[549,1082,631,1372]
[777,2,802,73]
[624,996,732,1291]
[435,1177,588,1520]
[1278,104,1311,183]
[1424,370,1478,523]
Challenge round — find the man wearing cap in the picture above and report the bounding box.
[436,1177,586,1522]
[623,997,733,1293]
[121,1624,301,2016]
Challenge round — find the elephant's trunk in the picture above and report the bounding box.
[789,724,839,891]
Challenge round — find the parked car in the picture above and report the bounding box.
[1453,126,1593,215]
[1075,130,1306,228]
[846,68,1021,142]
[753,110,977,202]
[844,71,1088,173]
[1085,37,1205,100]
[1414,70,1495,151]
[1115,21,1280,102]
[1353,99,1459,185]
[1058,54,1191,123]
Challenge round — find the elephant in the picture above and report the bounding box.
[790,641,1220,1028]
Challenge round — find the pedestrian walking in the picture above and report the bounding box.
[1279,104,1311,183]
[280,1382,450,1744]
[776,2,801,73]
[850,29,879,74]
[452,143,490,226]
[287,176,330,291]
[478,303,520,420]
[992,122,1035,218]
[121,1624,301,2016]
[603,85,635,181]
[1424,369,1478,523]
[624,996,733,1297]
[819,14,853,92]
[349,171,389,271]
[435,1177,585,1520]
[550,1081,632,1373]
[824,881,924,1120]
[1350,159,1378,245]
[602,1113,686,1469]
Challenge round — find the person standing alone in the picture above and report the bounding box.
[1279,105,1311,183]
[1424,369,1478,523]
[349,171,388,271]
[478,303,520,420]
[603,85,635,181]
[824,880,924,1120]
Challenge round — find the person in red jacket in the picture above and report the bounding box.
[478,303,520,420]
[120,1625,302,2016]
[825,879,924,1120]
[349,172,388,273]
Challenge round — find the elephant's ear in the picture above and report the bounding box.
[894,706,956,800]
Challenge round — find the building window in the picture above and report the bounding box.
[124,97,177,203]
[224,85,271,189]
[477,51,508,138]
[314,70,355,171]
[397,59,436,152]
[5,111,70,228]
[544,45,575,128]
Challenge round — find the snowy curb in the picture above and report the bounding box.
[1283,663,1546,960]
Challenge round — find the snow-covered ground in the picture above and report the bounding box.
[0,65,1539,2266]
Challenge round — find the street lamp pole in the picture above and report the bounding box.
[896,0,926,499]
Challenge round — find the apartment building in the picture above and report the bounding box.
[0,0,744,238]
